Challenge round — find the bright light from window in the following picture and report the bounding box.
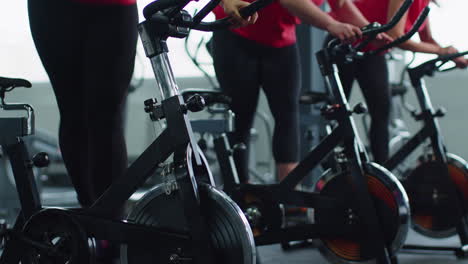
[407,0,468,66]
[135,0,215,80]
[1,1,466,81]
[0,0,215,82]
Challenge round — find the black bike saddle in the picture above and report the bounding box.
[0,77,32,90]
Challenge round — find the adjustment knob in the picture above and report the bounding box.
[232,143,247,151]
[32,152,50,168]
[353,102,368,114]
[144,98,157,113]
[186,94,205,113]
[435,107,446,117]
[227,143,246,156]
[198,138,207,151]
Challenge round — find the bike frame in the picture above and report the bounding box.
[214,44,398,264]
[0,12,216,264]
[383,61,468,253]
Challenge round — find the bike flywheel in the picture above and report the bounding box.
[404,153,468,238]
[121,182,256,264]
[314,164,409,263]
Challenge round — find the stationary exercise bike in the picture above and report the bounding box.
[0,0,272,263]
[380,51,468,257]
[209,2,429,264]
[182,32,276,184]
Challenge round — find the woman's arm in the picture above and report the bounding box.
[387,0,466,67]
[329,0,369,27]
[386,0,442,53]
[418,19,438,45]
[279,0,362,42]
[330,0,393,45]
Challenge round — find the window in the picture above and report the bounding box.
[408,0,468,66]
[0,0,216,82]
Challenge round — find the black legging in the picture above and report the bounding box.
[336,54,391,163]
[28,0,138,208]
[212,29,301,183]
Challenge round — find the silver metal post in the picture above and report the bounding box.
[150,53,180,101]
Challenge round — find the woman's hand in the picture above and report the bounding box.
[221,0,258,28]
[368,32,393,50]
[438,46,468,69]
[326,21,362,43]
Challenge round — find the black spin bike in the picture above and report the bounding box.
[378,51,468,258]
[183,1,429,264]
[0,0,272,263]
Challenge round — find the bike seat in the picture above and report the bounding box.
[0,77,32,90]
[181,88,231,106]
[299,91,329,105]
[390,83,408,96]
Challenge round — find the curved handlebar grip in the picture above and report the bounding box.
[193,0,267,25]
[327,0,413,50]
[379,0,413,33]
[435,50,468,63]
[360,0,413,36]
[409,50,468,79]
[195,19,230,31]
[145,0,273,32]
[412,50,468,73]
[194,0,274,31]
[239,0,274,17]
[367,6,429,56]
[193,0,222,24]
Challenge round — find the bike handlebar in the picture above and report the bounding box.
[327,0,429,59]
[408,50,468,79]
[417,50,468,70]
[327,0,413,49]
[144,0,273,32]
[367,6,430,56]
[363,0,413,37]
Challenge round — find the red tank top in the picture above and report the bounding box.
[213,0,325,48]
[74,0,136,5]
[353,0,429,34]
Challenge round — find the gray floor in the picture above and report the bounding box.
[258,244,465,264]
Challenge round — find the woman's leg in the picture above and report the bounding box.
[260,44,301,182]
[81,4,138,205]
[212,30,261,183]
[356,55,391,163]
[28,0,94,206]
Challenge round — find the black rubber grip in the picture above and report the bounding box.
[412,50,468,72]
[239,0,274,17]
[436,50,468,63]
[361,0,413,36]
[368,6,430,56]
[194,0,274,31]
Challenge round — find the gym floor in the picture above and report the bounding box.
[258,231,463,264]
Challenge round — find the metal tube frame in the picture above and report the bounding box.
[385,69,468,257]
[0,17,215,264]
